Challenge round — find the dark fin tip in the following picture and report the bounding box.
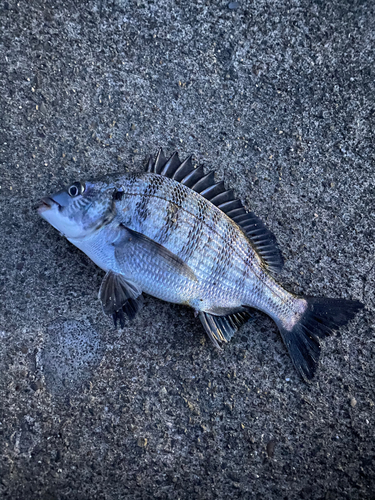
[99,271,143,324]
[122,296,143,320]
[113,309,125,329]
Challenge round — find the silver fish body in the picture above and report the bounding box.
[38,149,363,382]
[74,174,302,321]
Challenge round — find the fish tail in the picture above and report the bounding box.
[276,297,363,382]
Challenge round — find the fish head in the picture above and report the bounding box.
[38,179,115,239]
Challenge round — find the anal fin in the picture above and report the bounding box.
[99,270,144,328]
[199,309,253,348]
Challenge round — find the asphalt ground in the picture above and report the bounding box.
[0,0,374,498]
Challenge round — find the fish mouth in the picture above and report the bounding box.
[37,196,61,213]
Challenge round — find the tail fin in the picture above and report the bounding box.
[277,297,364,382]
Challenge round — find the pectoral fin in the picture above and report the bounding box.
[99,270,143,328]
[114,225,197,282]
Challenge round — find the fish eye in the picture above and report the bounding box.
[68,182,85,197]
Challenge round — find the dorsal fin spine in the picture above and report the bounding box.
[154,148,167,174]
[192,171,216,193]
[161,152,181,177]
[147,155,154,173]
[181,165,205,188]
[172,155,193,182]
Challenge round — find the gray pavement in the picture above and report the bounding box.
[0,0,374,498]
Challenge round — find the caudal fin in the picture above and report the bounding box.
[277,297,364,382]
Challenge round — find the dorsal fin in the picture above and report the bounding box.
[146,149,284,274]
[180,165,205,188]
[160,151,181,177]
[154,148,167,174]
[173,155,194,182]
[238,212,284,273]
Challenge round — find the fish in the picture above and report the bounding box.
[37,148,364,382]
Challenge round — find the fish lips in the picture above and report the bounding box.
[37,196,61,214]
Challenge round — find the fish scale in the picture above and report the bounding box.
[38,149,364,382]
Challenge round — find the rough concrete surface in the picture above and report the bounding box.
[0,0,374,498]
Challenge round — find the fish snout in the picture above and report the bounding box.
[37,196,59,214]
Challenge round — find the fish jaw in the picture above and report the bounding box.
[37,196,87,239]
[37,196,59,214]
[37,196,66,234]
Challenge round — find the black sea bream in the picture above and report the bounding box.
[38,149,363,381]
